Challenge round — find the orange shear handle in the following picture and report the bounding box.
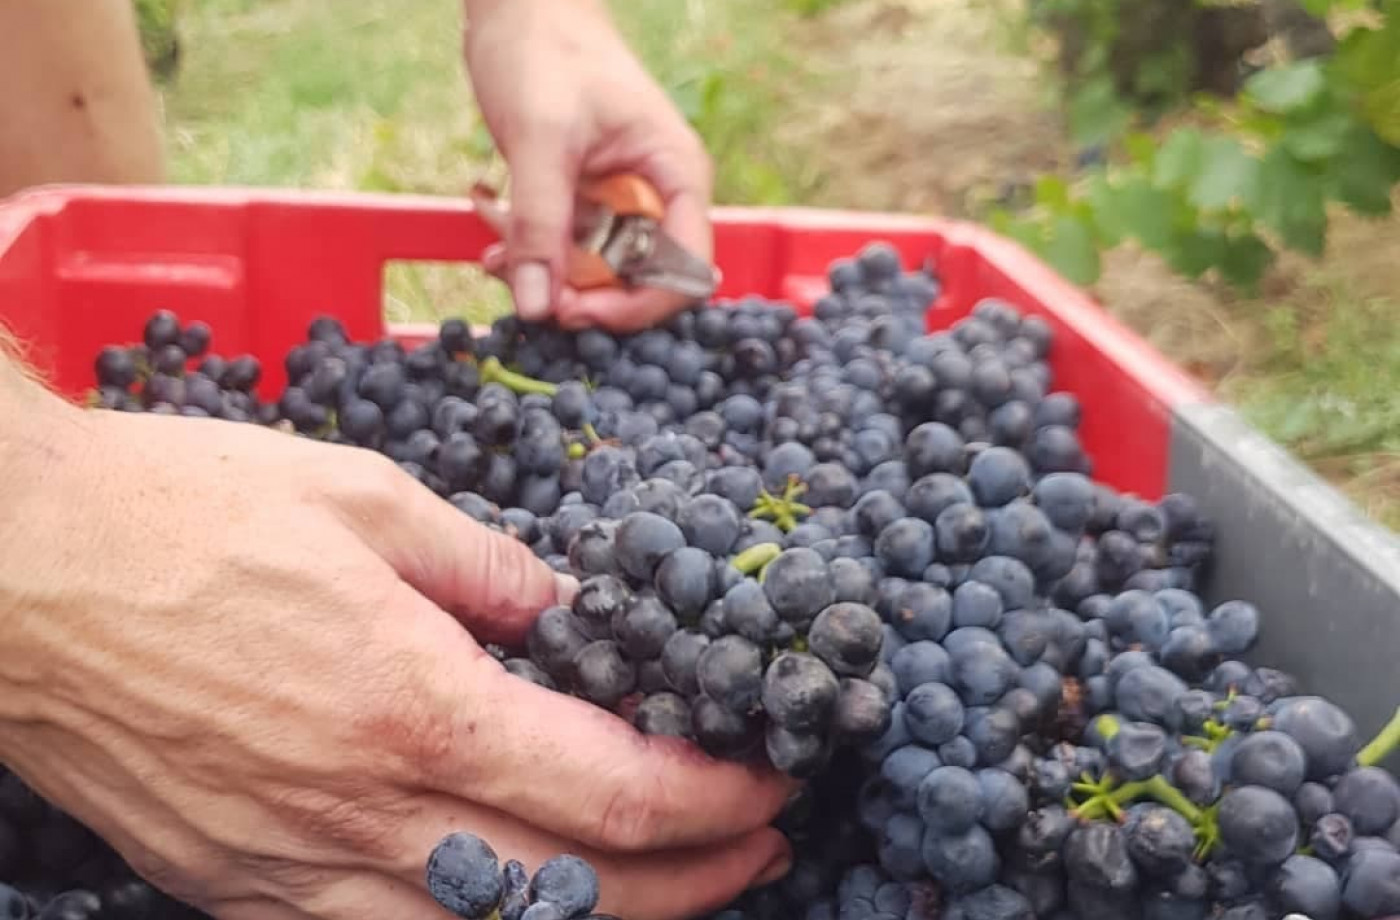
[567,173,666,291]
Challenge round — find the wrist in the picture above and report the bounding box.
[0,339,98,754]
[0,338,94,563]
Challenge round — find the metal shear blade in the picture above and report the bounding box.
[592,214,720,301]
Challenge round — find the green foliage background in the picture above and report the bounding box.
[997,0,1400,292]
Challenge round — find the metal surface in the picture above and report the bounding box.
[1170,401,1400,772]
[609,217,721,300]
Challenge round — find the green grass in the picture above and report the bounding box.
[162,0,819,199]
[1221,278,1400,530]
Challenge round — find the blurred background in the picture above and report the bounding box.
[134,0,1397,531]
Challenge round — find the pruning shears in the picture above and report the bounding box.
[469,172,720,301]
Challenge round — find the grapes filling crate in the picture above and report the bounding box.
[1,184,1399,920]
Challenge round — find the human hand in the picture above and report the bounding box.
[0,400,793,920]
[462,0,714,333]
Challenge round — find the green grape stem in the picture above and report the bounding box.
[732,542,782,576]
[1139,774,1202,823]
[478,356,558,397]
[748,476,812,533]
[1358,705,1400,767]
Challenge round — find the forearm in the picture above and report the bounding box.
[0,0,166,197]
[0,327,91,520]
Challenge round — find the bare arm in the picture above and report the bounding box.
[0,0,165,198]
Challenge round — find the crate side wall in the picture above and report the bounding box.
[1170,402,1400,770]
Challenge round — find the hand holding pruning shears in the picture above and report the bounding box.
[463,0,719,333]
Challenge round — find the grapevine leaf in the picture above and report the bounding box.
[1070,76,1133,146]
[1125,131,1158,167]
[1084,175,1126,247]
[1326,123,1400,215]
[1256,147,1328,256]
[1189,136,1261,212]
[1043,215,1101,286]
[1219,232,1275,290]
[1094,175,1176,251]
[1336,13,1400,96]
[1153,128,1205,190]
[1361,79,1400,147]
[1281,107,1357,162]
[1163,227,1227,280]
[1244,61,1327,114]
[990,210,1050,254]
[1035,175,1072,211]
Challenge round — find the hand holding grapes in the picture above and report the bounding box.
[0,380,793,920]
[463,0,713,334]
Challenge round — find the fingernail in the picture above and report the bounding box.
[754,852,792,888]
[513,262,552,321]
[553,572,580,607]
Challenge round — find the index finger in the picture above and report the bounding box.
[411,618,798,853]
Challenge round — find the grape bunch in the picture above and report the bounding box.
[0,238,1393,920]
[426,832,613,920]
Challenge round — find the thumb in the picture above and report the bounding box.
[504,130,580,323]
[360,464,578,644]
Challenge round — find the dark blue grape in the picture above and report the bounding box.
[810,603,884,677]
[764,548,836,625]
[1340,848,1400,917]
[697,635,764,713]
[917,766,983,834]
[1217,785,1300,866]
[1270,696,1359,780]
[1123,805,1195,879]
[891,641,952,696]
[905,423,967,478]
[903,682,965,746]
[1229,731,1307,797]
[889,583,953,642]
[763,653,840,733]
[967,447,1031,508]
[1332,766,1400,836]
[921,825,999,895]
[1269,854,1340,920]
[572,640,636,708]
[529,855,600,918]
[614,511,686,583]
[426,833,504,919]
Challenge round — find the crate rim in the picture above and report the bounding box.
[0,181,1216,409]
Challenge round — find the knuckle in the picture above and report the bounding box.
[350,451,416,523]
[312,447,409,521]
[389,688,461,785]
[352,648,475,790]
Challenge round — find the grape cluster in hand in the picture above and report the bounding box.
[426,832,614,920]
[7,240,1395,920]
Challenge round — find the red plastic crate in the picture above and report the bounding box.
[0,184,1204,501]
[4,184,1399,754]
